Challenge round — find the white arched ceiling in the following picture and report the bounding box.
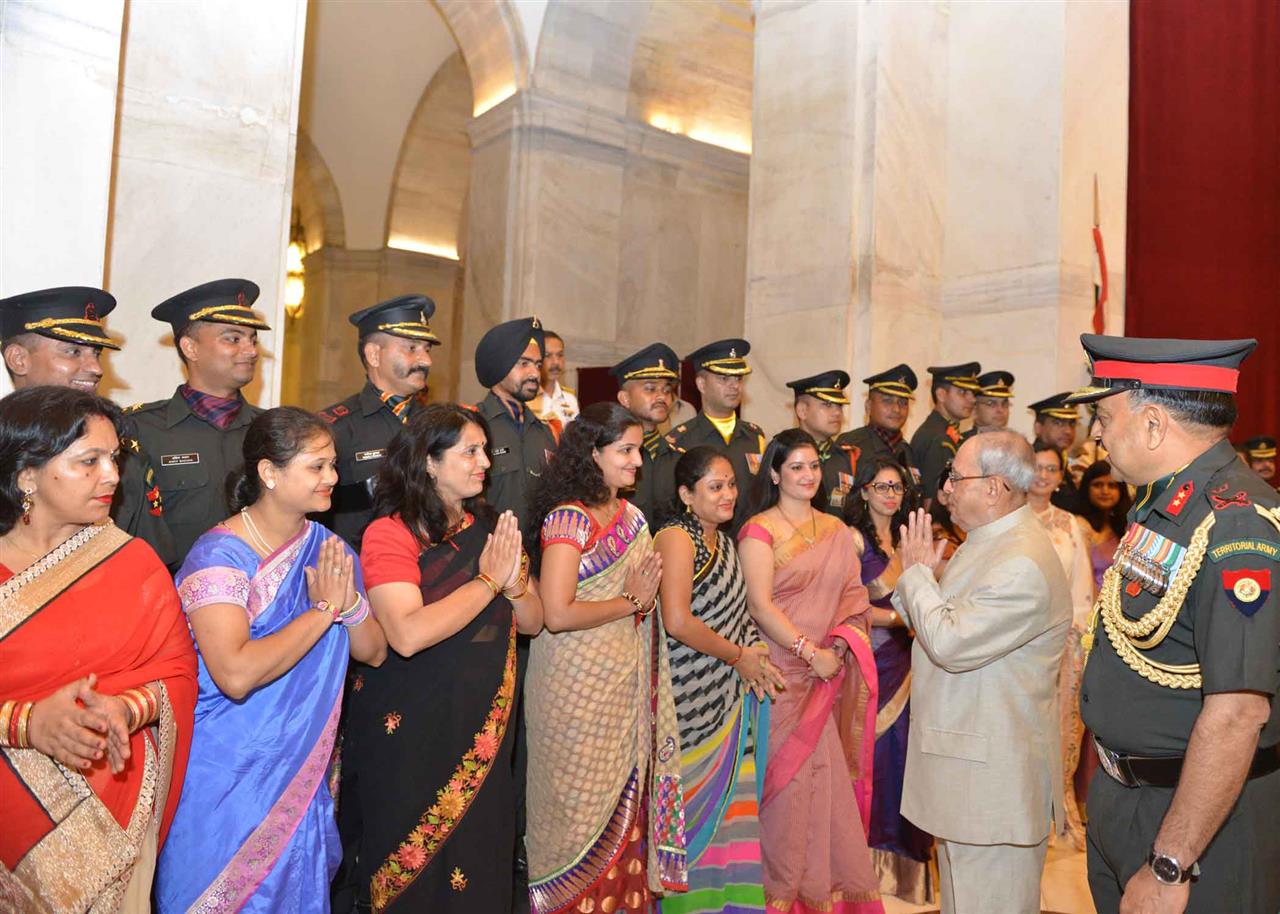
[435,0,530,115]
[386,52,474,259]
[298,0,459,250]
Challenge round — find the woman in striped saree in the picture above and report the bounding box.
[525,402,687,914]
[654,447,784,914]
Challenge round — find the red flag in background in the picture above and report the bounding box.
[1092,175,1109,334]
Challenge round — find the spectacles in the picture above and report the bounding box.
[943,460,1010,490]
[865,482,905,495]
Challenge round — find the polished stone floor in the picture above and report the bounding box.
[883,845,1096,914]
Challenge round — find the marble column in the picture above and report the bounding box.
[0,0,124,292]
[460,88,749,404]
[102,0,308,407]
[745,0,1128,439]
[745,0,949,435]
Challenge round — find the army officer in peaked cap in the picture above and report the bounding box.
[1070,335,1280,914]
[962,370,1015,441]
[910,361,980,505]
[127,278,270,565]
[318,294,438,551]
[1030,391,1083,510]
[475,316,556,533]
[611,342,681,525]
[1240,435,1277,485]
[0,286,175,565]
[787,369,860,516]
[837,363,920,487]
[665,338,765,533]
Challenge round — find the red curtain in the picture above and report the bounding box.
[1125,0,1280,442]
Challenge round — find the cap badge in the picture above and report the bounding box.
[729,347,737,358]
[235,292,246,306]
[84,302,97,321]
[531,315,541,329]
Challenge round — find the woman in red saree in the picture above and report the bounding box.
[0,386,197,911]
[738,429,883,914]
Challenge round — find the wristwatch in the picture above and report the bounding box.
[1147,847,1199,885]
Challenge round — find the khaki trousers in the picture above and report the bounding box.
[936,836,1048,914]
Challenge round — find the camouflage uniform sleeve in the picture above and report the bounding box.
[1195,502,1280,696]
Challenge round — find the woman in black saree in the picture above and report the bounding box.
[339,404,543,912]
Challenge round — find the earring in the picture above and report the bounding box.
[684,501,694,514]
[266,481,276,490]
[20,488,33,525]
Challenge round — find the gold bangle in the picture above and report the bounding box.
[620,591,644,614]
[17,702,33,749]
[476,573,501,596]
[504,580,529,600]
[120,693,141,731]
[0,700,15,748]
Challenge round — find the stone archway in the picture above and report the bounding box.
[434,0,529,115]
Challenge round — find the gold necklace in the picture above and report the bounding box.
[240,508,275,555]
[778,506,817,545]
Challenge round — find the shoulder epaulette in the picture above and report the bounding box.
[664,433,686,453]
[562,385,576,395]
[124,399,168,415]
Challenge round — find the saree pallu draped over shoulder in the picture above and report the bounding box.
[739,515,884,914]
[156,522,355,914]
[0,523,198,914]
[526,501,688,914]
[341,514,521,913]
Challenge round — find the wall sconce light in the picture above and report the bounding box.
[285,208,306,320]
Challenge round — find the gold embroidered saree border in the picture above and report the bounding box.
[0,680,176,914]
[0,523,131,643]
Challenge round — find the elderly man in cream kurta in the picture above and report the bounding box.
[892,430,1071,914]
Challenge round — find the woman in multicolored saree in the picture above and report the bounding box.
[654,447,785,914]
[737,429,884,914]
[525,402,687,914]
[340,404,542,912]
[0,387,198,911]
[843,458,934,905]
[156,407,387,913]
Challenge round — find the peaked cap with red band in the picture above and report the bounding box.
[1065,334,1258,405]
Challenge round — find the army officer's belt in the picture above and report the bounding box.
[1095,736,1280,789]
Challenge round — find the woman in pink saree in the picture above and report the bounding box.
[738,429,884,914]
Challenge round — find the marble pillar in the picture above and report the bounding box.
[0,1,125,396]
[102,0,308,407]
[460,88,749,404]
[746,0,1128,440]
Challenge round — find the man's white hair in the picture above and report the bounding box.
[973,430,1035,493]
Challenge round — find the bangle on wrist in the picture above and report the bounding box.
[620,591,645,615]
[339,594,369,627]
[729,643,744,666]
[119,687,160,732]
[476,573,502,596]
[790,633,810,658]
[1,699,34,748]
[312,599,338,622]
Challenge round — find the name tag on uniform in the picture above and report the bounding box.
[355,449,385,462]
[492,447,510,457]
[160,453,200,467]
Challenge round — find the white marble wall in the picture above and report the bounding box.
[746,0,1129,439]
[459,88,749,405]
[0,0,123,298]
[101,0,308,407]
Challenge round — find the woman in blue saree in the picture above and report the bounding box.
[156,407,387,913]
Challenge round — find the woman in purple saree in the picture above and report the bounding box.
[738,429,883,914]
[156,408,386,913]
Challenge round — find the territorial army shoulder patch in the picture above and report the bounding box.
[745,453,762,475]
[1208,538,1280,563]
[945,426,961,445]
[1222,568,1271,616]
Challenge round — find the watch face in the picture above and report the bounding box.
[1151,855,1182,884]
